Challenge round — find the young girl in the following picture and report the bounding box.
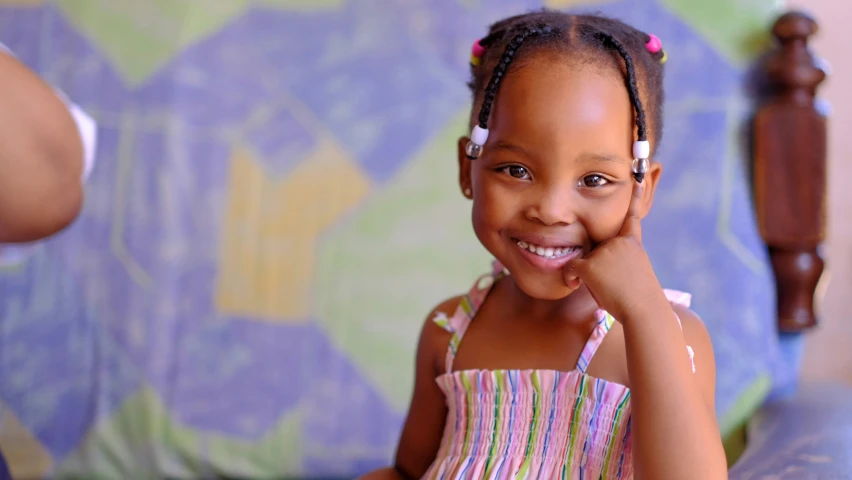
[361,10,727,480]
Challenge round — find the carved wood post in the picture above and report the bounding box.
[753,11,828,332]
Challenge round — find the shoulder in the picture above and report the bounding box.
[415,296,464,372]
[663,289,712,353]
[429,295,465,325]
[420,295,464,345]
[671,304,712,352]
[1,41,98,182]
[671,303,717,413]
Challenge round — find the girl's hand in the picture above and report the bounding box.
[563,180,668,324]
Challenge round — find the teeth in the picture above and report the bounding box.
[516,240,576,259]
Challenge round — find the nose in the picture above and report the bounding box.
[525,184,578,226]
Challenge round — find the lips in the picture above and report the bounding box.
[515,240,579,259]
[510,235,584,271]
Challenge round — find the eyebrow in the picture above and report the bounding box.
[492,141,626,164]
[493,140,532,157]
[575,153,626,164]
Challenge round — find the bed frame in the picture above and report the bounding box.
[728,10,852,479]
[753,10,827,332]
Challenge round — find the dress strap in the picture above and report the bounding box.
[433,260,505,373]
[664,289,692,310]
[575,310,615,374]
[575,289,695,374]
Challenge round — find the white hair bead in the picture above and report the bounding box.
[632,140,650,159]
[471,125,489,145]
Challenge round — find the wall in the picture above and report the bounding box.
[783,1,852,384]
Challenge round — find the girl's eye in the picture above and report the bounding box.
[501,165,531,180]
[580,174,609,188]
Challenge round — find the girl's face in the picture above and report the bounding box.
[459,57,662,301]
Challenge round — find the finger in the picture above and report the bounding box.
[618,178,645,240]
[563,257,585,289]
[586,285,602,309]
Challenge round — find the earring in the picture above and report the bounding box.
[463,187,472,198]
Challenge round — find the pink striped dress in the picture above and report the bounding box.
[425,261,694,480]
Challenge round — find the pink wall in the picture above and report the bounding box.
[783,1,852,383]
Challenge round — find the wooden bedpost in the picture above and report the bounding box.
[753,11,828,332]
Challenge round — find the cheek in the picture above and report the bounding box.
[471,176,515,239]
[579,197,628,244]
[471,201,504,257]
[471,189,506,231]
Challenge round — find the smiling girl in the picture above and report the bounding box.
[360,10,727,480]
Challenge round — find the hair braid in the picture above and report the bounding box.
[594,31,648,142]
[477,24,554,129]
[467,11,666,151]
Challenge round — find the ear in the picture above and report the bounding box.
[457,136,473,199]
[638,161,663,219]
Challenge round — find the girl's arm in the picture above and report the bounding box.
[565,181,727,479]
[0,49,85,242]
[623,298,727,479]
[357,299,457,480]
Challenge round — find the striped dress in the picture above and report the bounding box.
[425,261,694,480]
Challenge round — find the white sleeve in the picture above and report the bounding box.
[0,41,98,267]
[54,89,98,182]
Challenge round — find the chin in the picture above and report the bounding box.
[476,230,577,299]
[481,237,581,300]
[510,267,578,300]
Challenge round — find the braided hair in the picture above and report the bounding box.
[466,11,666,179]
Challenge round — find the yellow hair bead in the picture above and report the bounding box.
[660,51,667,64]
[470,55,481,66]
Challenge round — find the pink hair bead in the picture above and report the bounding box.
[471,40,486,58]
[645,34,662,54]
